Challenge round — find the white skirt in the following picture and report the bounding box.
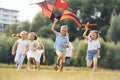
[34,50,44,63]
[27,50,36,59]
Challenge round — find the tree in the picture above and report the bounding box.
[106,14,120,43]
[30,12,51,32]
[4,23,19,36]
[18,20,30,32]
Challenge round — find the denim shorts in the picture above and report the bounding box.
[86,50,98,60]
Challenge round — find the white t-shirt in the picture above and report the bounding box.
[27,40,38,50]
[66,42,74,57]
[16,39,27,52]
[87,37,100,50]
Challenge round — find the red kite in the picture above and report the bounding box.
[36,0,82,27]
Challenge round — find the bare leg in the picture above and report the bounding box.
[56,56,61,64]
[93,57,98,72]
[36,61,40,70]
[27,57,32,70]
[87,60,93,68]
[59,55,65,72]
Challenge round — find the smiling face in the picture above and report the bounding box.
[90,30,98,40]
[20,31,27,39]
[28,32,35,41]
[60,25,68,36]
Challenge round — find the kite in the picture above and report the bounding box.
[35,0,82,27]
[35,0,97,28]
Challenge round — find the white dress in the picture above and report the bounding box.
[27,40,37,59]
[34,49,44,63]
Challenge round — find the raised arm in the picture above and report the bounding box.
[83,22,89,40]
[51,18,58,34]
[83,29,89,40]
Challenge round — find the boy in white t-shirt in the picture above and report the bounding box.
[83,22,101,72]
[65,42,74,66]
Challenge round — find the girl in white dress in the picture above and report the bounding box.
[24,32,38,71]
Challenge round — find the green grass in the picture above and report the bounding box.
[0,63,120,80]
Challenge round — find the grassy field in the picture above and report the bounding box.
[0,63,120,80]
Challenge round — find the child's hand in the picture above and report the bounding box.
[98,54,101,58]
[33,48,37,52]
[85,22,89,30]
[23,52,26,56]
[12,52,15,55]
[65,43,69,48]
[54,18,58,23]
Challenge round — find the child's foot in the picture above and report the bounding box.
[15,63,19,68]
[27,67,31,71]
[54,63,59,71]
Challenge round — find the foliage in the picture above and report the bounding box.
[39,37,56,65]
[106,14,120,43]
[0,34,16,63]
[30,12,51,32]
[4,23,19,36]
[71,39,87,66]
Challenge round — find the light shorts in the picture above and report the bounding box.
[55,50,66,63]
[86,50,98,60]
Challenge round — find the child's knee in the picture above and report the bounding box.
[87,65,91,68]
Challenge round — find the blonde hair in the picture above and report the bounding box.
[20,31,27,36]
[89,30,99,39]
[61,25,68,30]
[11,31,27,38]
[28,32,37,40]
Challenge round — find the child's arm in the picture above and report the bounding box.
[71,49,74,57]
[97,48,101,58]
[42,53,46,63]
[23,45,29,55]
[12,42,18,55]
[51,18,58,34]
[83,29,88,40]
[83,22,90,40]
[33,45,38,51]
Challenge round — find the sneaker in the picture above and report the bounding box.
[54,63,59,71]
[27,67,31,71]
[15,63,19,68]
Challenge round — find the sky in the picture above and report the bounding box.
[0,0,44,22]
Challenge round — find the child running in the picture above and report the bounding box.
[33,42,46,70]
[65,42,74,66]
[12,31,27,71]
[83,22,101,73]
[51,18,69,72]
[24,32,38,71]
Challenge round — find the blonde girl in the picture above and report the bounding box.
[12,31,27,70]
[83,22,101,72]
[24,32,38,71]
